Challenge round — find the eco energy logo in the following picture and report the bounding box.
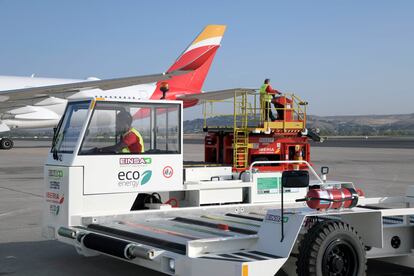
[117,170,152,188]
[117,157,153,188]
[140,170,152,185]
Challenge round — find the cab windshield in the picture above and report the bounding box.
[52,101,91,154]
[79,101,181,155]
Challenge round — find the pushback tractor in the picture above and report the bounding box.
[43,97,414,276]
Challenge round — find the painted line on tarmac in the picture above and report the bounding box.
[0,186,42,198]
[0,207,41,219]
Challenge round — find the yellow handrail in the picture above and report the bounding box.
[203,91,307,131]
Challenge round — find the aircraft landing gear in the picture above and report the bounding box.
[0,138,14,150]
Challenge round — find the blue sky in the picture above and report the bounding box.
[1,0,413,118]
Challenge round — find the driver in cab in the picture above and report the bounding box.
[96,110,144,154]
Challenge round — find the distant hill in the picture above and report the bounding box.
[308,113,414,136]
[184,113,414,136]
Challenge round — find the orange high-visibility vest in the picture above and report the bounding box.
[121,128,145,153]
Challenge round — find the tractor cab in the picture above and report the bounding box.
[46,98,183,209]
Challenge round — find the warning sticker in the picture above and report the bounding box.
[162,166,173,178]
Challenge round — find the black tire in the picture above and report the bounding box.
[0,138,14,150]
[296,220,366,276]
[252,156,269,167]
[253,156,269,162]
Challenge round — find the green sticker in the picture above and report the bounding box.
[141,170,152,185]
[257,177,280,194]
[49,169,64,178]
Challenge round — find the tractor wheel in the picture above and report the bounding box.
[296,220,366,276]
[0,138,14,150]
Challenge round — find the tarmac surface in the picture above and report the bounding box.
[0,139,414,275]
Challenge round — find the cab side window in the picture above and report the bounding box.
[79,102,181,155]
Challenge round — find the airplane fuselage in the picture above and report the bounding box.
[0,75,168,130]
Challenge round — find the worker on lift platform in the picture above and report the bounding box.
[260,78,282,121]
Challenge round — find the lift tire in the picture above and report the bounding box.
[252,156,269,168]
[296,220,366,276]
[0,138,14,150]
[253,156,269,162]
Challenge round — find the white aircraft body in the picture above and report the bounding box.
[0,76,157,129]
[0,25,247,149]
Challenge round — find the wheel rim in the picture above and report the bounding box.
[322,238,358,276]
[3,140,11,148]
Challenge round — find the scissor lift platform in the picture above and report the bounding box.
[202,92,314,171]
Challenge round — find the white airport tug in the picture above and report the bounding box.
[43,97,414,276]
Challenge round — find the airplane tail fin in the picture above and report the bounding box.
[155,25,226,96]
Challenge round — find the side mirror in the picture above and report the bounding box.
[282,170,309,188]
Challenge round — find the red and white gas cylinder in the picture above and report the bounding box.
[306,187,359,210]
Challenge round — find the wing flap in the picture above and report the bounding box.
[0,94,70,112]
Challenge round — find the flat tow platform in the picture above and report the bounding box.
[68,204,297,274]
[75,201,414,252]
[78,210,267,257]
[57,198,414,276]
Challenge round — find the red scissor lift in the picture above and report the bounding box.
[203,90,319,172]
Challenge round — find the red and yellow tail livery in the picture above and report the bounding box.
[150,25,227,106]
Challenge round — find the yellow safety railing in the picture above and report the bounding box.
[202,99,235,130]
[203,91,307,131]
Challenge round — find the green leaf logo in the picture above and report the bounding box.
[140,170,152,185]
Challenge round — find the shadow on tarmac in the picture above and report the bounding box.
[1,240,413,276]
[0,240,163,276]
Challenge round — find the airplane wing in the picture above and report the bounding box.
[177,88,257,102]
[0,97,55,112]
[0,70,190,103]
